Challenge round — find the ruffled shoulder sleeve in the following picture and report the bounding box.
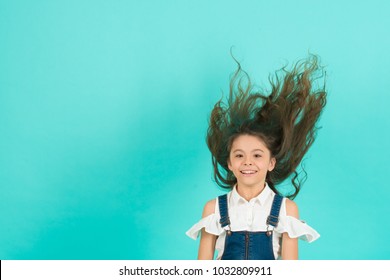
[275,215,320,242]
[186,213,224,240]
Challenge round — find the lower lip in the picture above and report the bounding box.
[240,172,257,177]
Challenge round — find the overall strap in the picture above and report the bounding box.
[218,194,230,228]
[266,194,283,228]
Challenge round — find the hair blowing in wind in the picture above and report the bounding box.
[206,55,327,199]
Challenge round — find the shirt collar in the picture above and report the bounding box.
[231,183,272,206]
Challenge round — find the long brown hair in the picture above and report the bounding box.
[206,55,327,199]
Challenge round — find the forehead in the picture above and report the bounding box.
[231,134,268,151]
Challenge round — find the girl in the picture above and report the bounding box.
[186,55,326,260]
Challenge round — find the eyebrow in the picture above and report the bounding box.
[232,148,264,153]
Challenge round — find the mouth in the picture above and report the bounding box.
[240,170,257,176]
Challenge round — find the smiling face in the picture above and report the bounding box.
[228,134,276,190]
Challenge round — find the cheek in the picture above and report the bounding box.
[258,159,272,169]
[228,158,241,171]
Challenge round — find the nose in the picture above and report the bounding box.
[244,158,252,165]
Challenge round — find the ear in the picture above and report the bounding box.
[268,157,276,172]
[227,158,232,171]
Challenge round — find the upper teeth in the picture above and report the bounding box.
[241,171,256,174]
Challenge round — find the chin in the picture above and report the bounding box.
[238,180,262,186]
[238,177,265,185]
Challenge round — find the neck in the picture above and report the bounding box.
[236,182,266,201]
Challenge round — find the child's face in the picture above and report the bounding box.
[228,134,276,189]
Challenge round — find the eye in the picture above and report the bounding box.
[254,154,262,158]
[235,154,243,158]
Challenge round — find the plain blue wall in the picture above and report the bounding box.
[0,0,389,259]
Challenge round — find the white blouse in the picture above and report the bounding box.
[186,184,320,259]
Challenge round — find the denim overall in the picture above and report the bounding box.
[218,193,283,260]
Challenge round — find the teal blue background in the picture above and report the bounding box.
[1,0,389,260]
